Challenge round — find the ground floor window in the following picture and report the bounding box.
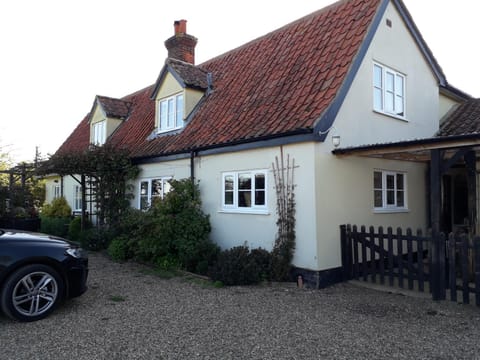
[222,170,267,213]
[74,185,82,211]
[374,170,407,211]
[139,177,172,210]
[53,184,61,199]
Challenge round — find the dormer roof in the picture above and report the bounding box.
[150,58,209,100]
[90,95,133,121]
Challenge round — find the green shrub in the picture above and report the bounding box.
[209,245,271,286]
[67,216,92,242]
[108,207,152,260]
[250,248,272,282]
[270,233,295,281]
[140,179,218,274]
[108,235,130,261]
[80,227,114,251]
[40,216,71,237]
[41,197,71,218]
[95,178,217,273]
[154,255,180,271]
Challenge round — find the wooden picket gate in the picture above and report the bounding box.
[340,224,480,306]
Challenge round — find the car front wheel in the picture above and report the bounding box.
[0,264,64,322]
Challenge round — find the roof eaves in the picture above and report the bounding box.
[392,0,446,86]
[150,62,188,100]
[332,133,480,156]
[133,128,315,164]
[440,83,473,102]
[150,63,170,100]
[314,0,389,141]
[87,96,104,123]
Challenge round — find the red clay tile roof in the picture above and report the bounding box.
[96,96,132,120]
[438,99,480,136]
[56,114,91,155]
[167,59,209,90]
[57,0,382,158]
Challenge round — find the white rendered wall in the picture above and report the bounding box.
[331,2,440,150]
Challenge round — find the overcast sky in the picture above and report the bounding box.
[0,0,478,163]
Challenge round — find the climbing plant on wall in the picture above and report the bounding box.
[271,148,296,281]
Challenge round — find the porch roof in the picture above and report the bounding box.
[331,133,480,162]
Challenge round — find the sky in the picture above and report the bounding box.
[0,0,478,164]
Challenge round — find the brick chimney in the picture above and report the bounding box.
[165,20,197,64]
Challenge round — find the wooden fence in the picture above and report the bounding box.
[340,224,480,306]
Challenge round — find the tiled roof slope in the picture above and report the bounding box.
[56,114,91,155]
[96,96,132,120]
[57,0,382,158]
[168,59,209,90]
[438,99,480,136]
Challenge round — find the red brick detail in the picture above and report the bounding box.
[165,20,197,64]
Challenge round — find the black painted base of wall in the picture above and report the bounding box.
[290,266,344,289]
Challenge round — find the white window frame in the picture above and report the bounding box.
[53,184,61,199]
[74,185,82,212]
[221,170,268,214]
[92,120,106,145]
[158,93,184,133]
[373,170,408,213]
[373,63,406,120]
[138,177,172,210]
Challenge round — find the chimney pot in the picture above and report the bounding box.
[174,19,187,35]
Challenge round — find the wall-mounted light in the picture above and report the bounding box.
[332,135,341,148]
[318,125,341,148]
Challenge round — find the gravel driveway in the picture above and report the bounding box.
[2,252,480,360]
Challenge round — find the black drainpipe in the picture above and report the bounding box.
[190,151,196,181]
[190,151,196,199]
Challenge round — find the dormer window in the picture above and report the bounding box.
[159,93,184,133]
[92,120,106,145]
[88,95,131,146]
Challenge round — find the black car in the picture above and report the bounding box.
[0,229,88,322]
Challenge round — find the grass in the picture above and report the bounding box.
[109,295,126,302]
[136,263,223,288]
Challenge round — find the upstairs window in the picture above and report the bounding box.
[222,170,267,213]
[92,121,106,145]
[158,93,184,132]
[373,170,407,212]
[139,177,172,210]
[373,63,405,119]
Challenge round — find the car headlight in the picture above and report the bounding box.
[66,247,87,259]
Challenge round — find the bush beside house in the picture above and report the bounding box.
[40,197,72,237]
[108,179,219,275]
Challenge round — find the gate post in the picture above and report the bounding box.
[430,149,446,300]
[340,225,352,281]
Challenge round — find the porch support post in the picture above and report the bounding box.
[430,148,445,300]
[465,150,477,234]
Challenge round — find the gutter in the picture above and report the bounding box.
[132,128,315,165]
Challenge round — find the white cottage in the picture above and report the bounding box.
[47,0,473,287]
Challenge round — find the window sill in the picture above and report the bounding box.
[157,127,183,135]
[219,209,270,215]
[373,208,410,214]
[373,109,408,122]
